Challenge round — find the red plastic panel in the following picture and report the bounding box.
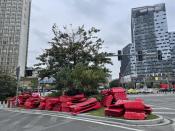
[101,95,113,107]
[124,112,146,120]
[124,101,145,110]
[105,108,124,117]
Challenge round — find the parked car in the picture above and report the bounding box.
[139,88,153,94]
[127,88,140,94]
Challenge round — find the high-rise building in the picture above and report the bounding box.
[120,3,175,81]
[0,0,31,77]
[169,32,175,77]
[120,43,136,76]
[169,32,175,49]
[120,43,137,83]
[131,3,172,78]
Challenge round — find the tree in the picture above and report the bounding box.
[72,64,107,89]
[109,79,121,88]
[35,24,113,91]
[0,73,17,101]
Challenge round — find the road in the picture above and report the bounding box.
[0,94,175,131]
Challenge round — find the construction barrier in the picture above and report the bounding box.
[6,87,153,120]
[101,87,128,107]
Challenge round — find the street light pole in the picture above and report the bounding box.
[15,66,20,107]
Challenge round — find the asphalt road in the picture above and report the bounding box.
[0,94,175,131]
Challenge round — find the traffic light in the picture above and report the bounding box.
[158,50,162,60]
[16,66,20,79]
[138,51,143,61]
[118,50,122,61]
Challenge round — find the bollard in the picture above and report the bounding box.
[0,101,2,108]
[2,101,5,108]
[4,100,8,108]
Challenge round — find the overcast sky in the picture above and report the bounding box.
[28,0,175,79]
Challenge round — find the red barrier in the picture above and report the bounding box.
[24,97,40,109]
[70,98,101,114]
[111,87,126,94]
[144,104,152,115]
[124,101,145,110]
[124,112,146,120]
[101,95,113,107]
[105,99,152,120]
[45,98,60,110]
[160,84,169,89]
[101,87,128,107]
[105,108,124,117]
[38,97,47,110]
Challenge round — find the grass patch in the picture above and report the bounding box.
[146,114,159,120]
[88,107,105,117]
[88,108,158,120]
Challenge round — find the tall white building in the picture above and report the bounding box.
[0,0,31,77]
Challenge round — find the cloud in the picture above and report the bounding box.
[28,0,175,79]
[63,0,115,21]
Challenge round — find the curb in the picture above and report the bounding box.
[78,114,164,125]
[4,108,168,126]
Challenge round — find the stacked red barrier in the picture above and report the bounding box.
[105,99,152,120]
[101,87,128,107]
[45,97,60,110]
[38,97,47,110]
[160,83,169,89]
[7,93,31,107]
[24,97,40,109]
[11,93,101,114]
[70,98,101,115]
[17,93,31,107]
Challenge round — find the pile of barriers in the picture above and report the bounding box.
[8,93,101,115]
[7,87,152,120]
[101,87,152,120]
[159,83,175,93]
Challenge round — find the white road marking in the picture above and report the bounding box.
[23,115,43,128]
[4,109,143,131]
[154,112,175,115]
[150,104,175,110]
[153,107,175,110]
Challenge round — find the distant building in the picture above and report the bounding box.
[120,3,175,81]
[0,0,31,77]
[120,43,136,82]
[170,32,175,77]
[169,32,175,49]
[25,67,38,77]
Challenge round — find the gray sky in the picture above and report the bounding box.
[28,0,175,79]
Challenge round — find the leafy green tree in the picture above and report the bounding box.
[35,24,113,92]
[72,64,107,89]
[109,79,121,88]
[54,67,74,90]
[0,73,17,101]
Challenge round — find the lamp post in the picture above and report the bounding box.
[15,66,20,107]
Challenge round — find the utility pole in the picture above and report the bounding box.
[15,66,20,107]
